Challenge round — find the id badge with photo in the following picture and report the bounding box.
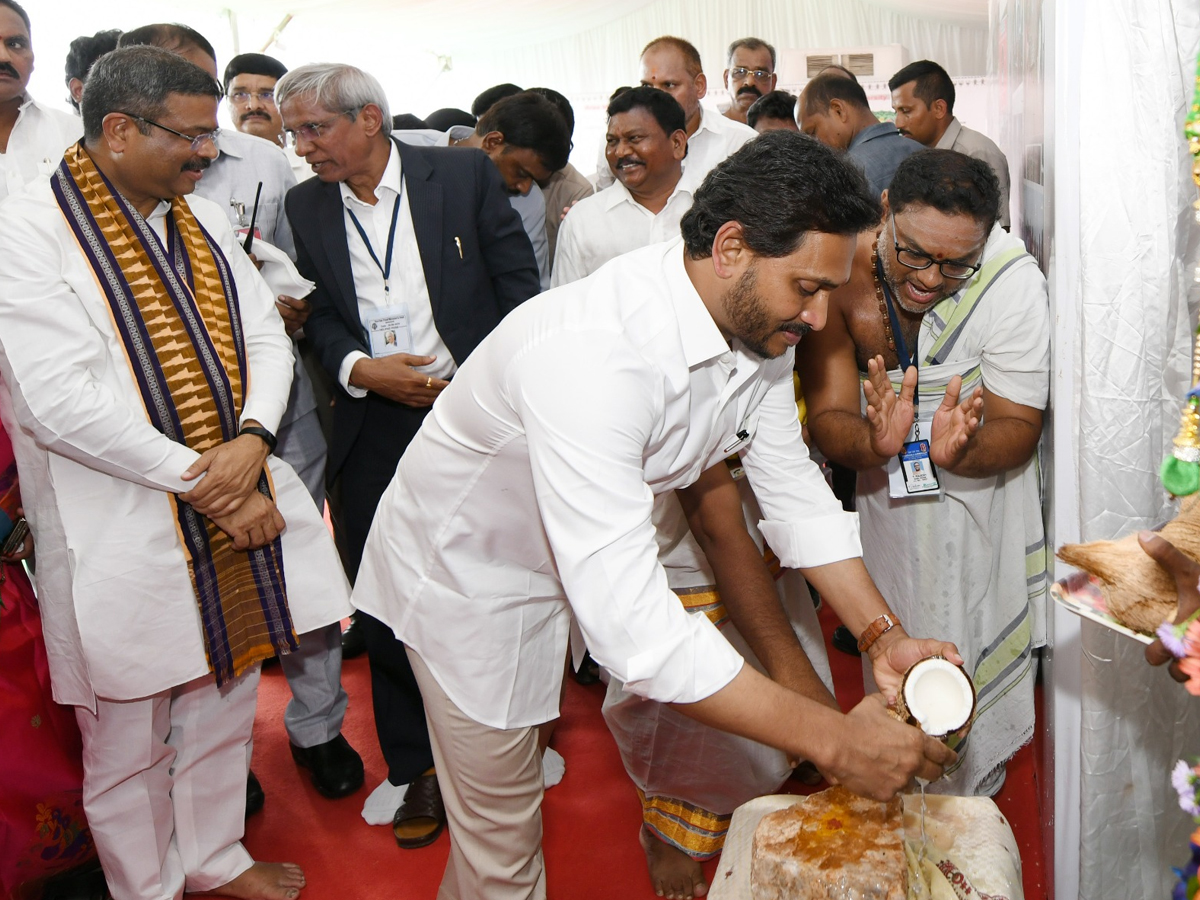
[887,422,941,499]
[365,303,414,358]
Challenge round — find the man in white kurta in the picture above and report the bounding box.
[0,1,82,203]
[592,36,754,190]
[354,132,960,900]
[0,47,351,900]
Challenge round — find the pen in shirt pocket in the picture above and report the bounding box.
[454,236,463,259]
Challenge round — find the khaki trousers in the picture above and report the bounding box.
[74,669,258,900]
[406,648,547,900]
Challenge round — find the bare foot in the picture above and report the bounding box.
[192,862,306,900]
[639,825,707,899]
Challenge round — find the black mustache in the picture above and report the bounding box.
[240,111,271,121]
[781,322,811,337]
[182,157,212,172]
[0,63,18,79]
[616,156,644,168]
[737,86,762,98]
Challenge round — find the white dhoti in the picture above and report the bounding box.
[602,483,834,858]
[858,232,1051,795]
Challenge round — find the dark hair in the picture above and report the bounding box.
[118,23,217,68]
[424,107,476,132]
[527,87,574,137]
[392,113,428,130]
[222,52,287,92]
[475,91,571,173]
[0,0,29,32]
[609,85,633,102]
[641,36,702,78]
[727,37,776,69]
[471,83,523,118]
[888,60,956,115]
[65,29,122,110]
[888,149,999,233]
[81,45,221,143]
[818,63,859,83]
[746,91,797,129]
[801,72,870,116]
[681,131,881,259]
[606,85,685,137]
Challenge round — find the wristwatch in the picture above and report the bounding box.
[857,613,900,654]
[239,424,278,454]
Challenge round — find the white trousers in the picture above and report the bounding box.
[74,668,259,900]
[406,648,547,900]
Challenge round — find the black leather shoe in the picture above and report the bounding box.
[340,616,367,659]
[246,769,265,818]
[290,733,365,798]
[831,624,861,656]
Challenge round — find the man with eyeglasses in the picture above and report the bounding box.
[225,53,314,183]
[797,150,1050,798]
[118,23,366,815]
[722,37,777,126]
[278,62,540,851]
[593,35,755,190]
[0,45,356,900]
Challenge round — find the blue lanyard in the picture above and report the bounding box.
[346,188,402,298]
[876,255,921,418]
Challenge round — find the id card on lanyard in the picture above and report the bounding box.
[878,258,941,498]
[348,190,414,358]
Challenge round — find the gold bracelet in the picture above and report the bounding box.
[857,613,900,654]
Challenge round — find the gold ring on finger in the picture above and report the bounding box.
[426,376,432,388]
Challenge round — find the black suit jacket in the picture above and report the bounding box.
[285,138,540,478]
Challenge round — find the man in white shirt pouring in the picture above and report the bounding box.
[355,132,961,900]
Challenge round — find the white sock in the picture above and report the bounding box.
[542,747,566,789]
[361,776,409,825]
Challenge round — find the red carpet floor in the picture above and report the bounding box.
[232,605,1046,899]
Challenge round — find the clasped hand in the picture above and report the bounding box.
[862,356,983,469]
[179,434,271,517]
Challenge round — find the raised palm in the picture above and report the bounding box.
[862,356,917,459]
[929,376,983,469]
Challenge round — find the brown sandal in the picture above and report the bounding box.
[392,768,446,849]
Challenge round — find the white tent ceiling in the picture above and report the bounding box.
[31,0,990,120]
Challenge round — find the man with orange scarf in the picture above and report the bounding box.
[0,46,351,900]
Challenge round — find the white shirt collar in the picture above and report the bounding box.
[339,140,402,209]
[662,241,731,368]
[601,172,691,214]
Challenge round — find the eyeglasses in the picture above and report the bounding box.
[730,67,772,82]
[284,109,361,144]
[122,113,219,153]
[229,89,276,105]
[891,214,982,280]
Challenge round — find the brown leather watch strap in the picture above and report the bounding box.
[857,613,900,654]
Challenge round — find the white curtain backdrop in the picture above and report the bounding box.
[1072,0,1200,895]
[465,0,989,98]
[32,0,987,120]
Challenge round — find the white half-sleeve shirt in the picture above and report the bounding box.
[353,239,860,729]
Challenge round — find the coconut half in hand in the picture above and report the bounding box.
[894,656,976,744]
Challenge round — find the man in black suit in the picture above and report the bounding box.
[278,62,540,849]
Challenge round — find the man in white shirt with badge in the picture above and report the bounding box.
[356,131,960,900]
[593,35,755,191]
[552,86,691,286]
[0,0,81,203]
